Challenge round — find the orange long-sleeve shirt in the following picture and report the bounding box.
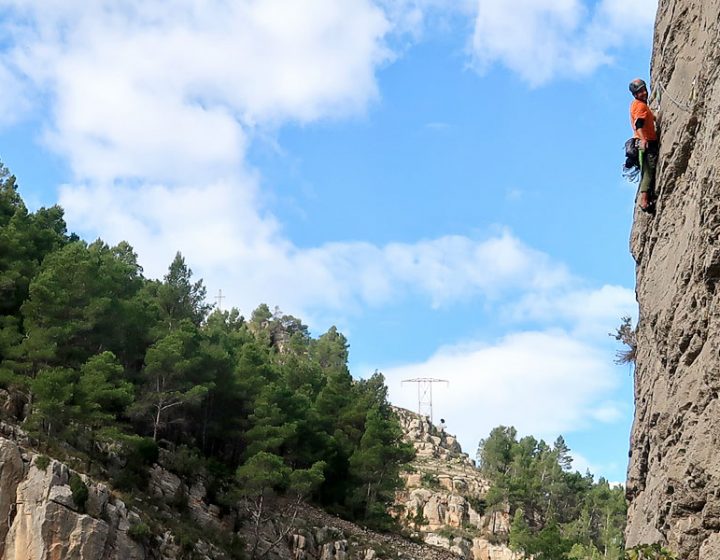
[630,99,656,141]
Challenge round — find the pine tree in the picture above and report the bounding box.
[347,376,414,527]
[156,252,211,331]
[134,324,210,440]
[75,352,134,429]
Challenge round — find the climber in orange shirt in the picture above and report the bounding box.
[629,78,658,212]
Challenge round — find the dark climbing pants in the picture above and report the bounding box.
[639,145,658,195]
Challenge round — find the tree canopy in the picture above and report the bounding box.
[478,426,627,559]
[0,161,413,529]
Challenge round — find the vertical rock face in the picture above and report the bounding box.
[0,437,146,560]
[626,1,720,558]
[0,435,232,560]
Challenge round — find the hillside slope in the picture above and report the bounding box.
[625,1,720,558]
[392,408,519,560]
[0,422,462,560]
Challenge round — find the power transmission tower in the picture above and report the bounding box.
[214,289,226,311]
[401,378,448,424]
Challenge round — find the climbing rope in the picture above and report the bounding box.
[656,80,694,113]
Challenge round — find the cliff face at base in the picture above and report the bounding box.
[0,434,148,560]
[625,1,720,558]
[0,423,466,560]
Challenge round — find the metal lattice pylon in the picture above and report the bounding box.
[401,378,448,424]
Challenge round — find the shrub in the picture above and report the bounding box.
[421,472,440,488]
[177,532,196,553]
[625,544,677,560]
[110,435,158,491]
[166,445,204,478]
[128,521,152,543]
[69,473,89,513]
[437,526,461,540]
[169,486,189,512]
[412,507,428,528]
[466,496,486,515]
[34,455,50,471]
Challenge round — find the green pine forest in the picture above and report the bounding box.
[478,427,627,559]
[1,160,633,558]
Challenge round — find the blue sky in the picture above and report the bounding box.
[0,0,658,482]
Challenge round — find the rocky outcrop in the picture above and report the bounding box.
[148,462,226,533]
[0,430,475,560]
[0,437,147,560]
[286,505,460,560]
[392,409,520,560]
[626,1,720,558]
[0,433,241,560]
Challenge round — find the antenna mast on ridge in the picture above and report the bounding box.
[401,377,448,424]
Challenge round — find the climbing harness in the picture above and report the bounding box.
[622,137,641,182]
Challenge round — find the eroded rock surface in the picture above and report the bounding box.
[0,437,145,560]
[393,408,520,560]
[0,432,476,560]
[626,1,720,558]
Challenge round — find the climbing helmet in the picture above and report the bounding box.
[629,78,647,95]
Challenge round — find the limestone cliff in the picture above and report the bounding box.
[0,433,149,560]
[392,408,520,560]
[0,422,463,560]
[626,1,720,558]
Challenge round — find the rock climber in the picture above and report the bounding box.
[629,78,658,212]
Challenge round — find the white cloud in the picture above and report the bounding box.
[510,284,637,335]
[2,0,587,323]
[0,61,31,126]
[0,0,660,181]
[384,329,622,457]
[59,178,572,318]
[3,0,638,348]
[590,402,625,423]
[1,0,392,183]
[377,0,476,39]
[505,188,523,201]
[593,0,658,37]
[471,0,658,85]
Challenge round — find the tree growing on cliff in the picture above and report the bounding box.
[624,544,677,560]
[348,404,415,527]
[134,324,210,441]
[610,316,637,365]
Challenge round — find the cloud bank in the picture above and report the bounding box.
[384,326,630,459]
[60,177,573,317]
[1,0,392,183]
[471,0,658,85]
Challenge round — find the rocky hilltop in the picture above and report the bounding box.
[626,0,720,558]
[392,408,520,560]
